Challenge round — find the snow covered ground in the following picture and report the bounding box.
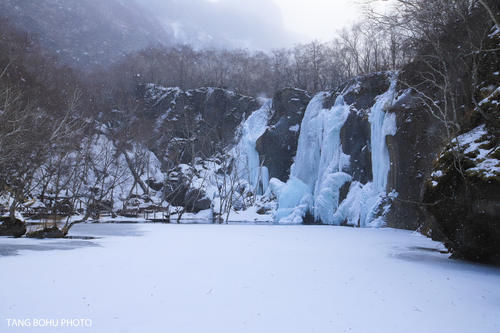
[1,224,500,333]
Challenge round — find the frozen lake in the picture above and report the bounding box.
[1,223,500,333]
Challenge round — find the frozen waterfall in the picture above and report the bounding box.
[369,79,398,193]
[274,74,398,226]
[234,98,273,194]
[274,92,352,224]
[332,76,398,227]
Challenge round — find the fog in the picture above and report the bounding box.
[136,0,302,50]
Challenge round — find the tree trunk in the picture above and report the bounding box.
[122,151,148,194]
[9,196,17,222]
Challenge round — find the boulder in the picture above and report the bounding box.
[164,166,212,213]
[184,189,211,213]
[423,125,500,264]
[0,217,26,238]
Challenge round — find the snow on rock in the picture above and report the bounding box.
[454,125,499,179]
[145,84,183,107]
[430,125,499,187]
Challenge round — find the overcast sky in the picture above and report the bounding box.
[138,0,375,50]
[273,0,362,42]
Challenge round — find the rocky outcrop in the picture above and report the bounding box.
[388,29,499,261]
[184,189,212,213]
[336,73,391,110]
[340,112,372,184]
[256,88,310,181]
[0,217,26,238]
[385,87,445,230]
[163,164,212,213]
[143,85,260,167]
[101,85,309,217]
[423,125,500,264]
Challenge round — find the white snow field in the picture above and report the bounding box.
[1,224,500,333]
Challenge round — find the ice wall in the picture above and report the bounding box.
[234,99,273,194]
[274,93,352,224]
[369,79,398,193]
[331,77,398,227]
[274,74,398,226]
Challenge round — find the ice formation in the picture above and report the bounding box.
[274,74,398,226]
[369,79,398,193]
[274,92,351,224]
[233,99,273,194]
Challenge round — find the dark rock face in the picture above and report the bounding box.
[0,217,26,238]
[340,111,372,184]
[184,189,211,213]
[164,174,189,208]
[340,73,391,185]
[334,72,391,110]
[385,29,499,263]
[323,73,391,186]
[144,86,260,167]
[386,89,445,230]
[422,126,500,264]
[164,166,211,213]
[425,177,500,264]
[145,86,312,213]
[256,88,311,181]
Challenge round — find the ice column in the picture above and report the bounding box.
[234,99,272,194]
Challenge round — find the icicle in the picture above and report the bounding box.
[369,77,398,193]
[233,99,272,195]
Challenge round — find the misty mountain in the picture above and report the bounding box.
[137,0,296,50]
[0,0,171,68]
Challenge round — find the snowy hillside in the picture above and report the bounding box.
[0,0,170,68]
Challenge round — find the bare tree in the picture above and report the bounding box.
[212,154,242,224]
